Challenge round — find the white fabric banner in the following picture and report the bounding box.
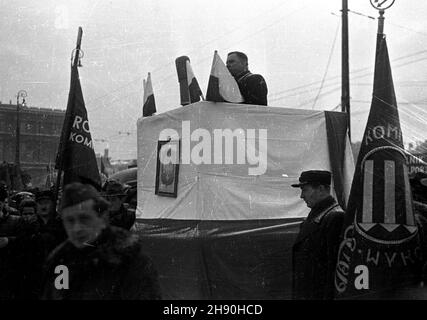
[137,101,354,220]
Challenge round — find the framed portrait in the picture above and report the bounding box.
[155,139,180,197]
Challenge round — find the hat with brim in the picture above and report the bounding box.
[291,170,331,188]
[103,180,127,198]
[36,190,54,202]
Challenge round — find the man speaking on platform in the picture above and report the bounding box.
[226,51,268,106]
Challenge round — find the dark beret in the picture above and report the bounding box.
[60,182,106,211]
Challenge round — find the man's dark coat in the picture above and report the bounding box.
[235,71,268,106]
[292,196,344,300]
[42,226,161,300]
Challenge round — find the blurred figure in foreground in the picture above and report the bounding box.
[42,182,161,300]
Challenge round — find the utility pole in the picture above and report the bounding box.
[342,0,351,141]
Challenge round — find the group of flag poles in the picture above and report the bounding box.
[143,50,243,117]
[54,8,423,297]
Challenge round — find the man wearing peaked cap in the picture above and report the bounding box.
[291,170,344,300]
[291,170,332,191]
[102,180,135,230]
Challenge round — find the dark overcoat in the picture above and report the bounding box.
[292,196,344,300]
[236,71,268,106]
[42,226,161,300]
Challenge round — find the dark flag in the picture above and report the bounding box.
[334,34,422,299]
[175,56,203,105]
[206,50,243,103]
[55,55,101,189]
[143,72,156,117]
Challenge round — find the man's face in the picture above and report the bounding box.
[107,195,122,211]
[226,53,246,77]
[300,184,323,208]
[36,198,54,217]
[61,199,107,249]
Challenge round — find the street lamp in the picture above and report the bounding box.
[15,90,27,168]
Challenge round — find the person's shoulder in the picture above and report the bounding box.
[246,73,266,82]
[5,205,19,215]
[107,227,154,267]
[4,212,21,222]
[324,203,345,221]
[45,240,71,265]
[1,212,27,228]
[107,226,141,254]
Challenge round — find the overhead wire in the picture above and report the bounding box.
[312,19,340,109]
[270,53,427,106]
[84,2,308,110]
[85,4,427,156]
[269,50,427,103]
[86,2,313,151]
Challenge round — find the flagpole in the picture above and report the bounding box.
[54,26,83,204]
[377,9,385,35]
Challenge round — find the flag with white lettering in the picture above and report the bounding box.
[55,62,101,188]
[334,34,422,299]
[206,51,243,103]
[143,72,156,117]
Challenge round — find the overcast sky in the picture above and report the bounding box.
[1,0,426,160]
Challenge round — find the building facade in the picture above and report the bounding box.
[0,102,65,187]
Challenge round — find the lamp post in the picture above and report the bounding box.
[15,90,27,169]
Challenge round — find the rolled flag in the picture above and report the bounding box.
[206,50,243,103]
[175,56,203,106]
[143,72,156,117]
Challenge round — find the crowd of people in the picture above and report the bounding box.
[1,169,426,300]
[0,178,159,300]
